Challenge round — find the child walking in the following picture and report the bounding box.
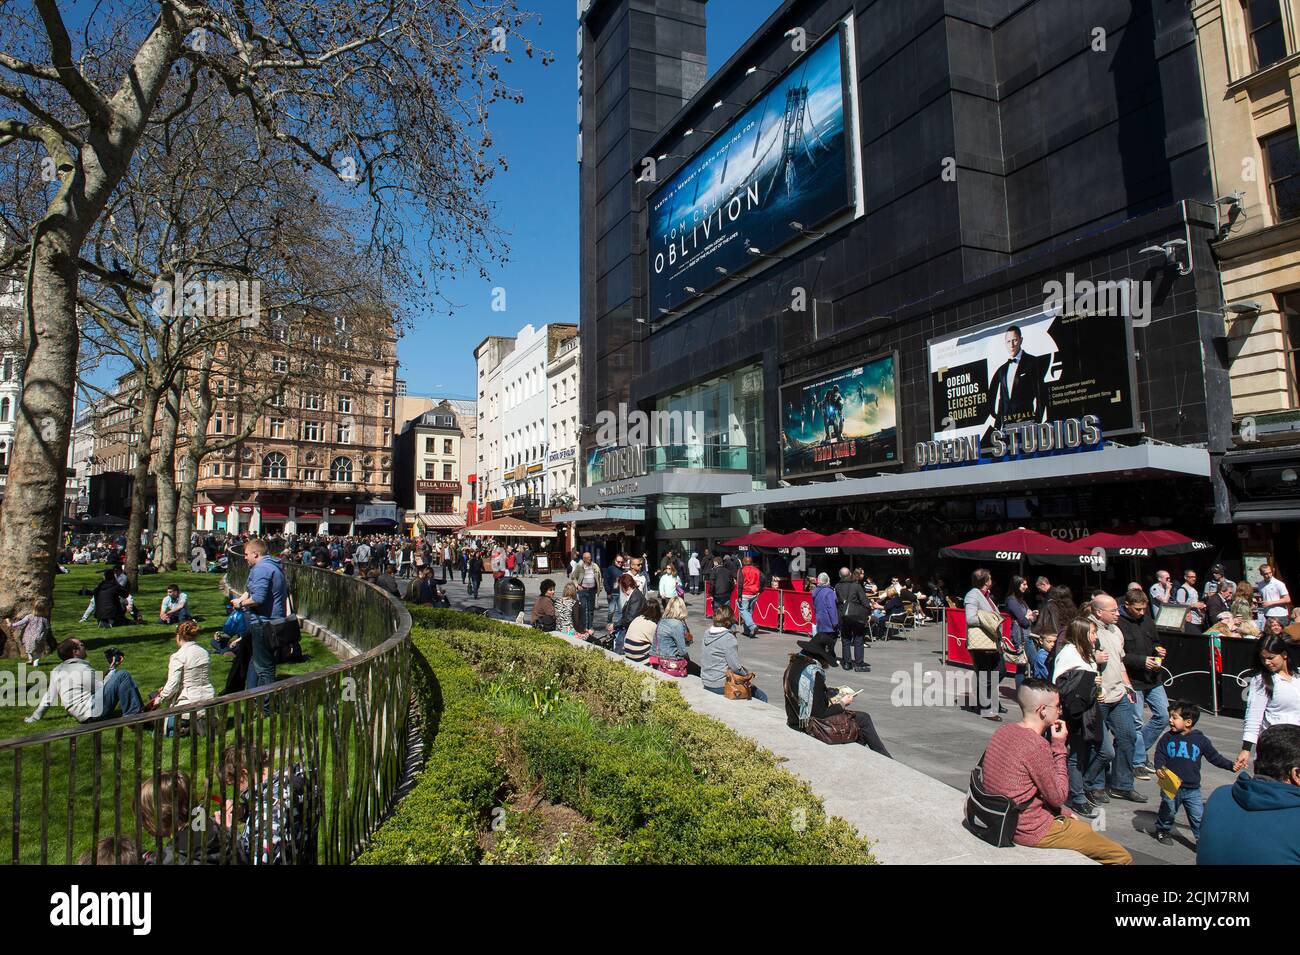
[7,603,51,667]
[1153,700,1236,848]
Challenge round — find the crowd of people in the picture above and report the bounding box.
[964,566,1300,864]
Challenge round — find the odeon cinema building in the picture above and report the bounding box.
[572,0,1243,583]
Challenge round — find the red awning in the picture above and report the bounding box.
[295,511,323,521]
[819,528,912,557]
[1074,527,1210,558]
[260,506,289,520]
[939,527,1091,566]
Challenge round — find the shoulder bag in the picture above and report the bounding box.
[965,754,1030,848]
[724,668,755,700]
[806,712,860,745]
[966,591,1002,652]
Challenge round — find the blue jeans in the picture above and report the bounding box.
[1087,697,1137,791]
[1157,786,1204,839]
[245,619,277,691]
[738,595,757,635]
[607,590,621,625]
[163,607,192,624]
[1067,731,1098,806]
[469,576,481,597]
[1132,683,1169,765]
[705,684,769,703]
[94,668,143,720]
[577,588,596,626]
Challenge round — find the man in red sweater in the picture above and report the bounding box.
[980,679,1132,864]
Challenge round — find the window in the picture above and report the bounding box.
[310,333,323,350]
[331,456,353,482]
[425,437,435,454]
[241,464,251,479]
[3,357,14,381]
[336,421,352,444]
[424,462,435,479]
[1245,0,1288,71]
[269,390,285,408]
[443,463,453,480]
[300,467,321,481]
[262,452,287,479]
[1264,128,1300,222]
[337,394,351,413]
[1281,293,1300,405]
[302,392,322,411]
[443,438,453,454]
[0,398,9,422]
[334,315,348,333]
[382,427,391,445]
[269,417,285,438]
[272,355,288,373]
[301,420,323,442]
[382,398,391,417]
[341,366,352,382]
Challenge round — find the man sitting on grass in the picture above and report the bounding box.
[978,678,1132,864]
[159,584,191,624]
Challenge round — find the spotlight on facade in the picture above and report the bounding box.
[1283,468,1298,483]
[789,220,826,239]
[1225,301,1262,315]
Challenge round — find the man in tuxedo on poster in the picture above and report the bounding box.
[983,324,1050,433]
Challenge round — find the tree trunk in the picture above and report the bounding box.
[0,226,80,656]
[124,388,159,593]
[154,383,181,570]
[175,437,204,571]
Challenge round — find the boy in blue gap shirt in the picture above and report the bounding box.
[1152,701,1235,847]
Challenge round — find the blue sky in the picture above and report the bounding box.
[397,0,779,401]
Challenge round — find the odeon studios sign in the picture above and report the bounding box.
[915,415,1103,468]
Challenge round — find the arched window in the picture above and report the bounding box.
[262,452,287,479]
[0,397,9,422]
[331,456,353,483]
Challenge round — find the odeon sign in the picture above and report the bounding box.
[916,415,1103,467]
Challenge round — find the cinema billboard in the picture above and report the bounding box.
[648,27,856,314]
[927,307,1138,453]
[780,354,898,478]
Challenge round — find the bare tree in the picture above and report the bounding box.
[0,0,536,619]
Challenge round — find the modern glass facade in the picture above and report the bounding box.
[652,363,765,481]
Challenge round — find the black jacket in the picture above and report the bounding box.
[616,587,645,629]
[1202,593,1230,632]
[1055,667,1102,742]
[710,564,735,602]
[834,580,869,613]
[92,580,125,621]
[1117,606,1161,692]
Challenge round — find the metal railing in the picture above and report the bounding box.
[2,554,411,865]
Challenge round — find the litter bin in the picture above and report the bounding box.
[494,576,526,618]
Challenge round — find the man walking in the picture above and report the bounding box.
[737,555,765,638]
[467,549,484,598]
[1117,590,1168,780]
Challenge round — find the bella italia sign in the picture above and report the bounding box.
[915,415,1103,467]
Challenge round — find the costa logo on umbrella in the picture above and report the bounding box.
[995,551,1022,560]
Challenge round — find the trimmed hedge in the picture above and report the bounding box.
[359,609,876,864]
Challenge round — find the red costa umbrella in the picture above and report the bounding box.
[719,529,788,548]
[819,528,912,557]
[939,527,1092,567]
[1075,527,1210,558]
[774,528,833,549]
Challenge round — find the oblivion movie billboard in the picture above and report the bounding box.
[927,308,1137,453]
[648,28,854,314]
[780,354,898,479]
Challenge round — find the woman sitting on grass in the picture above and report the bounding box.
[149,619,216,736]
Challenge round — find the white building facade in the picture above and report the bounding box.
[546,334,580,508]
[500,323,551,506]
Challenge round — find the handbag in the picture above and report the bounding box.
[1001,627,1027,667]
[724,669,754,700]
[966,593,1002,652]
[806,712,859,744]
[844,600,871,625]
[648,655,688,677]
[965,755,1030,848]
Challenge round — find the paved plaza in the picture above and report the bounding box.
[445,573,1247,865]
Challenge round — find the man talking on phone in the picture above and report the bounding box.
[979,679,1132,863]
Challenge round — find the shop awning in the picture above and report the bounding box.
[549,506,645,524]
[460,517,556,538]
[819,529,912,557]
[721,444,1212,509]
[295,511,323,521]
[418,513,466,529]
[260,506,289,520]
[719,529,788,547]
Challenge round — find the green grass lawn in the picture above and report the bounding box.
[1,565,338,864]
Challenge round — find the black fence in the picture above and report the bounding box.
[3,554,412,865]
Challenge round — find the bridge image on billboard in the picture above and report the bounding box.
[648,28,853,315]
